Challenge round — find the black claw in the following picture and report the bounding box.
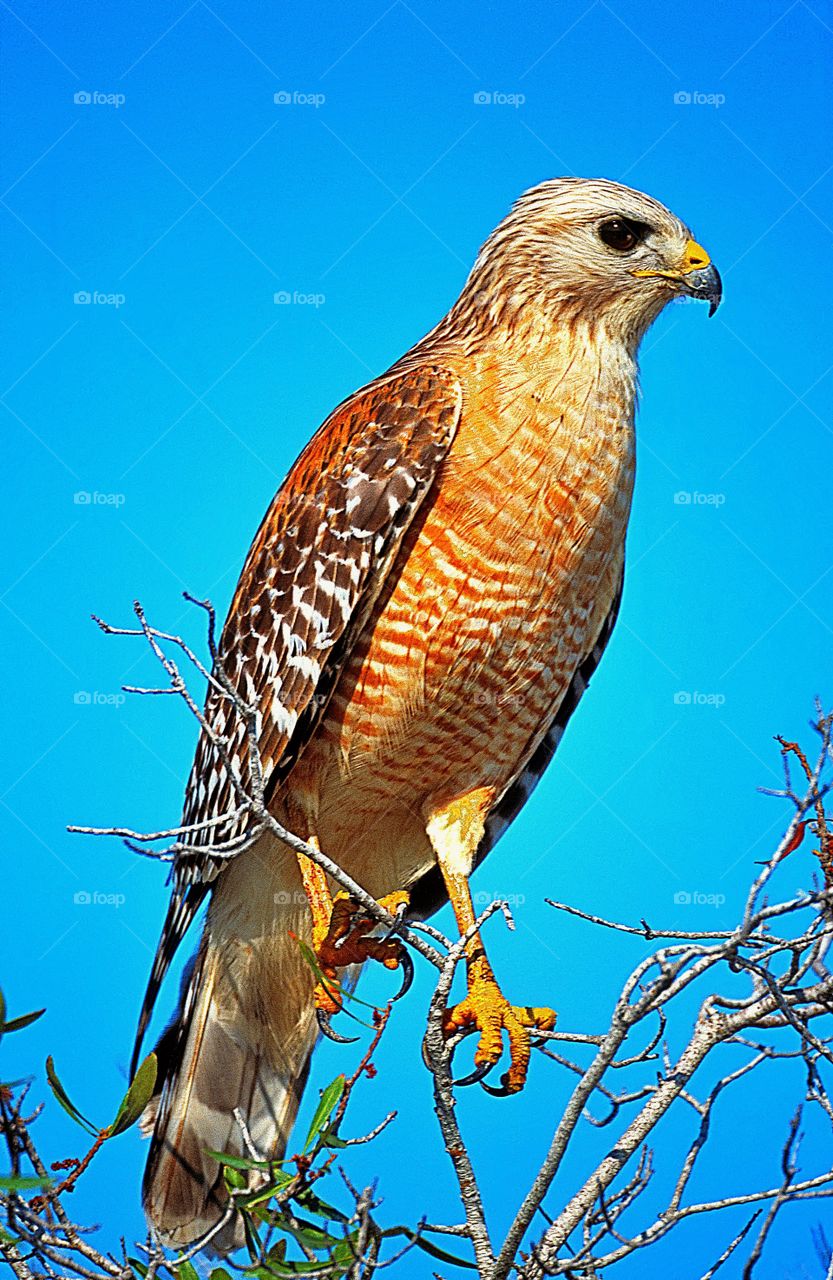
[392,947,414,1001]
[316,1005,359,1045]
[481,1072,516,1098]
[380,902,408,944]
[453,1060,496,1087]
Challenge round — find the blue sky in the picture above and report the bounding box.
[2,1,832,1275]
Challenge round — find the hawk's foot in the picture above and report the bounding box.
[443,954,556,1094]
[311,891,412,1034]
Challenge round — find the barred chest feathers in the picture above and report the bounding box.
[320,325,637,788]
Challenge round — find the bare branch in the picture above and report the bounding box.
[22,599,832,1280]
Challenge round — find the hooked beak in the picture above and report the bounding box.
[633,238,723,317]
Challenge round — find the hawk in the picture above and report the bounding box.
[134,177,721,1246]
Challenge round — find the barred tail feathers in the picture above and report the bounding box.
[141,876,318,1251]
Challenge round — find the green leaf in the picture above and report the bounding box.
[383,1226,479,1270]
[303,1076,345,1152]
[246,1257,335,1278]
[294,1188,349,1222]
[296,941,337,998]
[128,1258,149,1278]
[241,1209,263,1262]
[295,942,384,1016]
[109,1053,157,1136]
[209,1268,234,1280]
[329,1238,360,1276]
[44,1057,97,1136]
[204,1149,286,1172]
[0,1174,52,1191]
[223,1165,247,1191]
[176,1261,199,1280]
[0,1008,45,1039]
[234,1172,294,1209]
[246,1238,322,1278]
[412,1235,479,1269]
[283,1219,342,1251]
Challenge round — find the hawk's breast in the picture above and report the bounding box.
[302,339,636,857]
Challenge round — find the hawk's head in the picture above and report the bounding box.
[465,176,721,346]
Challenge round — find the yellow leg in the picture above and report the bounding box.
[297,842,341,1014]
[426,789,556,1093]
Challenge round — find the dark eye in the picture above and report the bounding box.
[599,217,647,252]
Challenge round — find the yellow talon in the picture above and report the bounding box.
[443,954,556,1092]
[307,887,410,1012]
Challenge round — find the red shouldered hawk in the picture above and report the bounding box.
[134,177,721,1247]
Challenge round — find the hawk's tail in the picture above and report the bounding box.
[140,933,315,1252]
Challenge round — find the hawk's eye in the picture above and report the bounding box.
[599,218,643,252]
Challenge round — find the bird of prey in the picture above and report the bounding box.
[134,177,721,1247]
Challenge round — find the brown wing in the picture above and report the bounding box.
[132,365,462,1071]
